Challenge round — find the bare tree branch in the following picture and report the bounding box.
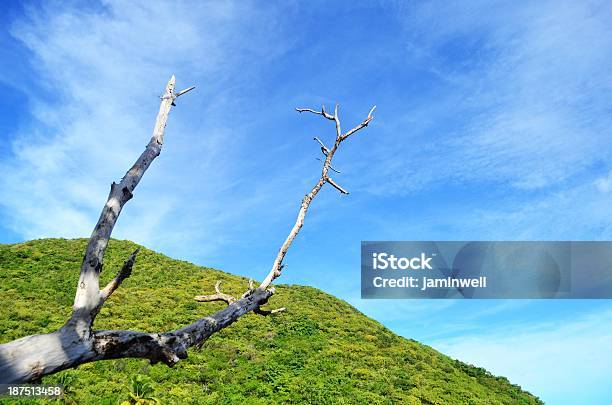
[315,157,340,173]
[254,307,287,316]
[240,279,255,298]
[295,105,335,120]
[333,104,342,140]
[0,75,201,383]
[0,82,374,383]
[259,104,375,289]
[313,137,330,155]
[326,177,349,194]
[175,86,196,98]
[341,105,376,141]
[194,280,285,317]
[69,76,181,337]
[194,281,237,304]
[98,248,140,303]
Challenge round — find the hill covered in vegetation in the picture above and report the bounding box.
[0,238,540,404]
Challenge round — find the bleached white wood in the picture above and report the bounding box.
[259,104,375,289]
[0,80,374,383]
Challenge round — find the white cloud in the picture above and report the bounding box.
[431,308,612,404]
[468,180,612,240]
[0,1,292,259]
[370,0,612,192]
[595,171,612,193]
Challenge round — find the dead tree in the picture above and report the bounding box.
[0,76,375,383]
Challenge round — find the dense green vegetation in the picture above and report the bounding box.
[0,239,541,404]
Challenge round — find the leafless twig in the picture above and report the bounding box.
[315,157,340,173]
[194,281,237,304]
[259,103,375,289]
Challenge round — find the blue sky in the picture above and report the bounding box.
[1,1,611,403]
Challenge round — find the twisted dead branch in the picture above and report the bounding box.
[258,103,375,290]
[0,77,374,383]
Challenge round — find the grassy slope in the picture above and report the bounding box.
[0,239,541,404]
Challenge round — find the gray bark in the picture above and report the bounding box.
[0,77,374,383]
[0,288,272,383]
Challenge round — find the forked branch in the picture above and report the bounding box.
[194,281,237,304]
[197,103,374,312]
[258,103,375,289]
[94,248,140,315]
[70,75,194,336]
[0,79,374,383]
[0,76,207,383]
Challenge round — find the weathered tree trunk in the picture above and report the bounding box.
[0,288,273,383]
[0,76,375,383]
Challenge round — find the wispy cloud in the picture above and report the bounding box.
[431,307,612,404]
[366,0,612,192]
[2,3,612,401]
[0,0,294,260]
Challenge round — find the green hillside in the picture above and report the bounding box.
[0,239,541,404]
